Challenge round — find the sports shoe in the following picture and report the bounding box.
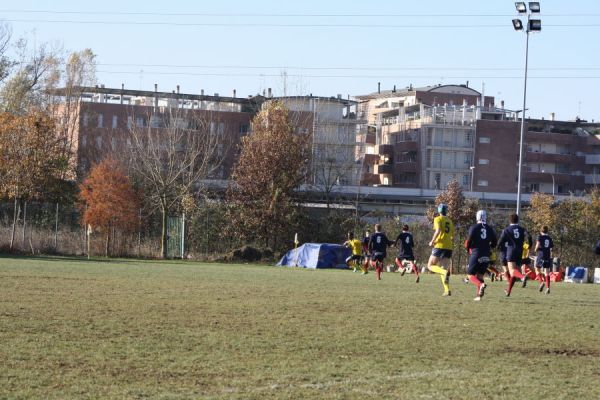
[415,276,420,283]
[538,282,545,292]
[361,271,368,275]
[521,277,528,288]
[504,289,510,297]
[474,296,482,301]
[490,274,495,282]
[442,291,451,297]
[478,283,487,297]
[545,287,550,295]
[400,267,406,276]
[353,268,357,272]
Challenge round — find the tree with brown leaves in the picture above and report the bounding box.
[227,100,310,250]
[0,111,68,250]
[79,158,140,257]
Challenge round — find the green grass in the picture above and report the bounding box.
[1,256,599,399]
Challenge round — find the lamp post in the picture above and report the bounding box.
[541,169,555,196]
[470,165,475,192]
[513,2,541,215]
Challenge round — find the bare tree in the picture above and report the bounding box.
[0,23,12,84]
[126,107,227,258]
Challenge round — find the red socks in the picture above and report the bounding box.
[395,259,403,269]
[376,266,382,280]
[545,274,551,289]
[507,277,515,295]
[469,275,482,293]
[512,269,524,280]
[412,262,420,276]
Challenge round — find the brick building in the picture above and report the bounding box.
[355,84,600,195]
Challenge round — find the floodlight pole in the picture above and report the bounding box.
[516,12,531,216]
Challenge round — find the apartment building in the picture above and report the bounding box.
[356,83,600,195]
[57,85,262,181]
[274,96,364,187]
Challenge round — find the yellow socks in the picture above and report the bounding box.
[430,265,450,293]
[429,265,447,275]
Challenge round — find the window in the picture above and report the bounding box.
[464,152,472,166]
[465,131,473,146]
[478,159,489,165]
[95,136,102,149]
[462,174,469,186]
[434,173,441,189]
[82,113,89,127]
[479,136,490,144]
[97,114,103,128]
[432,151,442,168]
[112,115,118,129]
[81,135,87,147]
[529,183,539,192]
[111,138,117,151]
[239,124,248,134]
[127,116,133,129]
[135,116,145,128]
[218,122,225,134]
[477,180,489,187]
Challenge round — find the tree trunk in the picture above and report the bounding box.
[21,201,27,248]
[161,204,168,259]
[10,198,20,251]
[105,224,110,257]
[54,203,59,250]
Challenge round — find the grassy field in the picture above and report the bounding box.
[1,256,599,399]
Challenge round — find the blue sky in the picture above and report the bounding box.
[3,0,600,122]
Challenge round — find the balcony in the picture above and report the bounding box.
[363,153,379,165]
[585,174,600,184]
[526,151,576,164]
[395,141,419,152]
[374,163,393,175]
[361,173,380,186]
[364,133,376,145]
[585,154,600,165]
[376,144,394,156]
[395,162,417,172]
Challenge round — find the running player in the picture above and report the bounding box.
[521,239,534,282]
[361,230,371,274]
[487,248,501,282]
[427,203,454,296]
[369,224,393,281]
[394,224,420,283]
[497,214,531,297]
[535,226,554,294]
[464,210,497,301]
[343,232,364,272]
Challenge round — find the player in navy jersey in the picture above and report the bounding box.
[368,224,393,280]
[464,210,498,301]
[535,226,554,294]
[394,224,420,283]
[497,214,532,297]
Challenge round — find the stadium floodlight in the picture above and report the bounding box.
[512,19,524,30]
[513,1,542,215]
[529,19,542,31]
[529,2,541,13]
[515,2,527,13]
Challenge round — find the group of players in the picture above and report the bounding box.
[343,203,555,301]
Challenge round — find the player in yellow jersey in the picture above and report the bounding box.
[427,204,455,296]
[343,232,365,272]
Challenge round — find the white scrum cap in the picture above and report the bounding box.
[476,210,487,223]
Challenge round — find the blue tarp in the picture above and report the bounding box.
[276,243,351,269]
